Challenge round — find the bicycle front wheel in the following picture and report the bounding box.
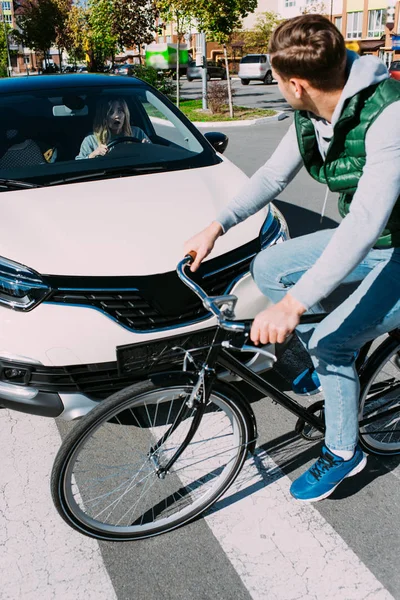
[51,378,250,541]
[359,336,400,455]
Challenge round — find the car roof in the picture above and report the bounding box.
[0,73,144,94]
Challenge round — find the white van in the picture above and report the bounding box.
[238,54,274,85]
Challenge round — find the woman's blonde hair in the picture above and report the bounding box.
[93,98,132,145]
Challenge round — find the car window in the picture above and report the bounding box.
[260,56,266,63]
[240,55,261,64]
[0,82,217,188]
[390,61,400,70]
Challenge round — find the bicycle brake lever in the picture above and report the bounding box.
[221,341,277,363]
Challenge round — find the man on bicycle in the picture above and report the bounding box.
[184,14,400,502]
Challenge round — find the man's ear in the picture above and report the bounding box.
[290,78,305,99]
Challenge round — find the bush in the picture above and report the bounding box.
[206,81,235,114]
[131,65,175,101]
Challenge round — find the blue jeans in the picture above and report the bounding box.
[252,229,400,452]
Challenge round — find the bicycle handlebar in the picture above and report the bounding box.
[177,254,250,334]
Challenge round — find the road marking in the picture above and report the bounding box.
[205,448,394,600]
[0,411,117,600]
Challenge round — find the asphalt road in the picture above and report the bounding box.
[1,92,399,600]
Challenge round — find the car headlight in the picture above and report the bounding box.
[0,256,50,311]
[259,204,290,249]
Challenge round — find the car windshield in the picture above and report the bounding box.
[390,61,400,70]
[240,56,262,64]
[0,79,217,189]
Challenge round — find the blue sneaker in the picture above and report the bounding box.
[290,445,367,502]
[292,367,322,396]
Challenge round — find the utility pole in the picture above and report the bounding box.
[196,31,207,110]
[0,3,12,76]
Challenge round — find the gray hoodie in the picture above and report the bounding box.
[216,52,400,309]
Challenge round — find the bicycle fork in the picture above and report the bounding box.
[149,367,214,479]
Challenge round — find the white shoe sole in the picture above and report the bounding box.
[293,455,367,503]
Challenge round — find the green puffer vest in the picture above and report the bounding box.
[294,77,400,248]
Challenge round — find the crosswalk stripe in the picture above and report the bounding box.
[205,448,394,600]
[0,411,117,600]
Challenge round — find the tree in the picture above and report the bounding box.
[112,0,157,63]
[241,11,283,54]
[0,23,10,76]
[64,4,87,65]
[13,0,61,67]
[157,0,194,107]
[86,0,117,71]
[53,0,72,69]
[193,0,258,116]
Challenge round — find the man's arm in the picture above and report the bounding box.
[216,123,303,233]
[290,101,400,310]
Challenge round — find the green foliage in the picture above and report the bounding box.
[14,0,61,56]
[131,64,175,100]
[193,0,258,43]
[241,11,283,54]
[53,0,72,51]
[87,0,117,70]
[0,24,9,76]
[112,0,157,51]
[64,4,87,63]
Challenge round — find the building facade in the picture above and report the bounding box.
[275,0,400,64]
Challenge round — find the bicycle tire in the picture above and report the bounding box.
[51,377,251,541]
[358,335,400,455]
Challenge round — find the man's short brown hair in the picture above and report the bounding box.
[269,15,347,91]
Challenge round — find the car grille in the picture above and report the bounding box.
[46,238,260,332]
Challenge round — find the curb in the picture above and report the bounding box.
[192,110,289,128]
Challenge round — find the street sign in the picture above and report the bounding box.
[392,35,400,50]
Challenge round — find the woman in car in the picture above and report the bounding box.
[76,97,149,159]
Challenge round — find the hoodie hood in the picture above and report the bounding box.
[331,50,389,125]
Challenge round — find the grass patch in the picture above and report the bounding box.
[177,99,276,122]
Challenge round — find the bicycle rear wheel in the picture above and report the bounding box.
[359,336,400,455]
[51,378,250,541]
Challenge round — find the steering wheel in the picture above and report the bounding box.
[107,136,142,150]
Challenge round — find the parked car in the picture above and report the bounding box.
[42,64,60,74]
[238,54,274,85]
[389,61,400,81]
[0,74,289,421]
[114,63,135,76]
[187,60,227,82]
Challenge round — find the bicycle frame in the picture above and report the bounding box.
[153,255,386,476]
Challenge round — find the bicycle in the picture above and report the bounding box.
[51,253,400,541]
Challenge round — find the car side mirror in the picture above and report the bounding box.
[203,131,229,154]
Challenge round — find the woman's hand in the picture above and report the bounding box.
[89,144,108,159]
[183,221,223,272]
[250,294,306,345]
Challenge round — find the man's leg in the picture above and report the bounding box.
[292,256,400,500]
[252,229,378,393]
[252,234,400,500]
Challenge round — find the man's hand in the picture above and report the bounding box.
[183,221,223,272]
[251,293,306,345]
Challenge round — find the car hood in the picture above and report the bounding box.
[0,160,268,276]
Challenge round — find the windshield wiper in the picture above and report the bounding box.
[49,165,166,186]
[49,171,107,185]
[0,178,42,190]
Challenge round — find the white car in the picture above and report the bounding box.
[0,74,289,420]
[238,54,274,86]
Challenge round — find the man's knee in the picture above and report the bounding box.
[309,328,356,365]
[251,243,289,294]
